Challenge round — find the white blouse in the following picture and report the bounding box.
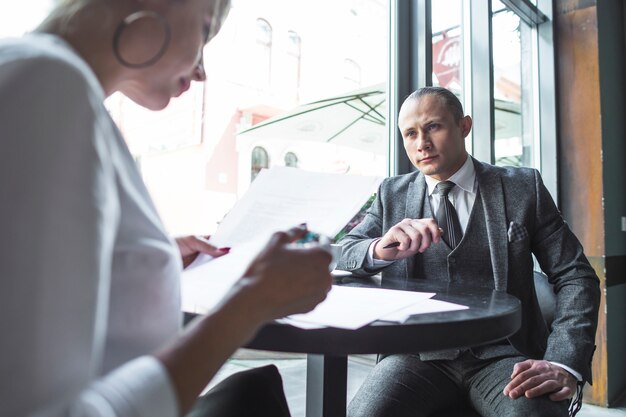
[0,34,181,417]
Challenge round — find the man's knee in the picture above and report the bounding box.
[475,394,569,417]
[348,355,464,417]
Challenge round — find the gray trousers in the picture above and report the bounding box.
[348,352,569,417]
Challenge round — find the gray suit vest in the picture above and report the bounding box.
[413,187,493,286]
[416,186,518,360]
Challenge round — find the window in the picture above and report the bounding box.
[284,151,299,168]
[6,0,555,235]
[393,0,556,196]
[136,0,389,235]
[0,0,54,38]
[285,30,302,101]
[492,1,533,168]
[250,146,270,181]
[432,0,463,97]
[255,18,272,87]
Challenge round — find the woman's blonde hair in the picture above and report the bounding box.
[43,0,232,37]
[207,0,232,40]
[39,0,102,34]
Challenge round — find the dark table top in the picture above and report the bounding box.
[244,276,522,355]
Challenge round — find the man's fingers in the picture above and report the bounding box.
[522,379,559,398]
[510,360,533,379]
[504,360,576,401]
[525,380,572,400]
[549,386,573,402]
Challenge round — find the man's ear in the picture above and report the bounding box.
[460,115,472,138]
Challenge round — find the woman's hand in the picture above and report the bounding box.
[237,226,333,321]
[175,235,230,268]
[156,226,331,415]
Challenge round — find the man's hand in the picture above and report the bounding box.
[503,359,577,401]
[373,218,443,261]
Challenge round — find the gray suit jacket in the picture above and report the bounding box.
[337,158,600,383]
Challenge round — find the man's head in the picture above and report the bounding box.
[398,87,472,181]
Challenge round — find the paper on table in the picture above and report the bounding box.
[280,286,436,330]
[380,299,469,323]
[208,166,382,247]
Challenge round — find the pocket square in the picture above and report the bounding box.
[508,221,528,242]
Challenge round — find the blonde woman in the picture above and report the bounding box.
[0,1,332,416]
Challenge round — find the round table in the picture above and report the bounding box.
[244,276,522,417]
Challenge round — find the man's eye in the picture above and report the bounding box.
[427,124,439,131]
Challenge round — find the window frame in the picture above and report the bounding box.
[389,0,557,200]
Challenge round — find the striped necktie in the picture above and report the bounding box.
[435,181,463,248]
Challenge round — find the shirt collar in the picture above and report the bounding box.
[425,155,476,196]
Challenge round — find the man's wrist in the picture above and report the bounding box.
[366,238,395,267]
[550,361,583,382]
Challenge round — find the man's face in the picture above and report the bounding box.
[398,95,471,181]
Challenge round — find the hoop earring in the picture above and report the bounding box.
[112,10,171,69]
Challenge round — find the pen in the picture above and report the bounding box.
[382,242,401,249]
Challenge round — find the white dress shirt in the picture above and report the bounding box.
[0,34,181,416]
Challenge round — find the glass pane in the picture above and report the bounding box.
[108,0,390,235]
[0,0,54,38]
[284,152,299,168]
[251,146,270,181]
[432,0,463,101]
[491,0,535,168]
[284,31,302,101]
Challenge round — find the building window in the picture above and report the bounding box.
[255,18,272,86]
[284,151,299,168]
[432,0,463,97]
[251,146,269,181]
[492,1,534,168]
[286,30,302,100]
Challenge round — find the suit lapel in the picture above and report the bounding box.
[404,173,426,280]
[474,159,509,291]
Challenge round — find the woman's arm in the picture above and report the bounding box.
[156,228,332,415]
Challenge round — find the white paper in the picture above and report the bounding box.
[380,299,469,323]
[280,286,436,330]
[208,167,382,247]
[180,240,267,314]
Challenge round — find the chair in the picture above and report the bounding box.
[430,271,556,417]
